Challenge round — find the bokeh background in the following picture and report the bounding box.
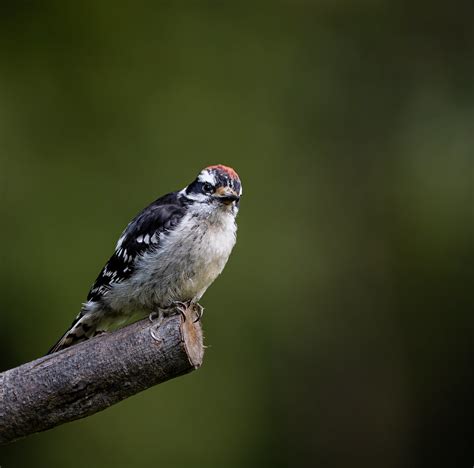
[1,2,473,467]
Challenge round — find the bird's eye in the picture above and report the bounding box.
[202,182,214,194]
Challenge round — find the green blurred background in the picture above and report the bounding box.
[1,2,473,467]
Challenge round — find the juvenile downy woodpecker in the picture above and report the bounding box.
[48,165,242,354]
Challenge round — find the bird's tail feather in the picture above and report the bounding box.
[46,313,100,354]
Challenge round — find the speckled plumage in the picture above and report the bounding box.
[48,165,242,354]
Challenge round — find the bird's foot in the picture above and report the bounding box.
[172,301,189,321]
[149,309,166,342]
[149,310,162,323]
[149,302,190,342]
[170,300,197,322]
[193,303,204,323]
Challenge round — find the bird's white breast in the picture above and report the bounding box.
[107,205,237,312]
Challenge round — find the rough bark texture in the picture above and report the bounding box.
[0,306,204,445]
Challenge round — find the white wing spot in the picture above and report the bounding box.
[116,233,127,250]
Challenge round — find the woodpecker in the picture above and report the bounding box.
[47,165,242,354]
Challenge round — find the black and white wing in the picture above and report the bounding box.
[87,192,188,303]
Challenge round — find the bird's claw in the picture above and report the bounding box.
[150,326,160,342]
[193,303,204,323]
[149,309,165,343]
[172,300,188,309]
[172,300,190,322]
[149,310,160,323]
[149,301,200,329]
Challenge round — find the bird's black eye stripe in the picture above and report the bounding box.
[202,182,214,193]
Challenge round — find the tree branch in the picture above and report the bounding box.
[0,306,204,445]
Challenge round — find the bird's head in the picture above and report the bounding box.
[183,165,242,210]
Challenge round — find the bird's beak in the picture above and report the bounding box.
[215,187,240,205]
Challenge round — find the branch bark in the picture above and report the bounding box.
[0,306,204,445]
